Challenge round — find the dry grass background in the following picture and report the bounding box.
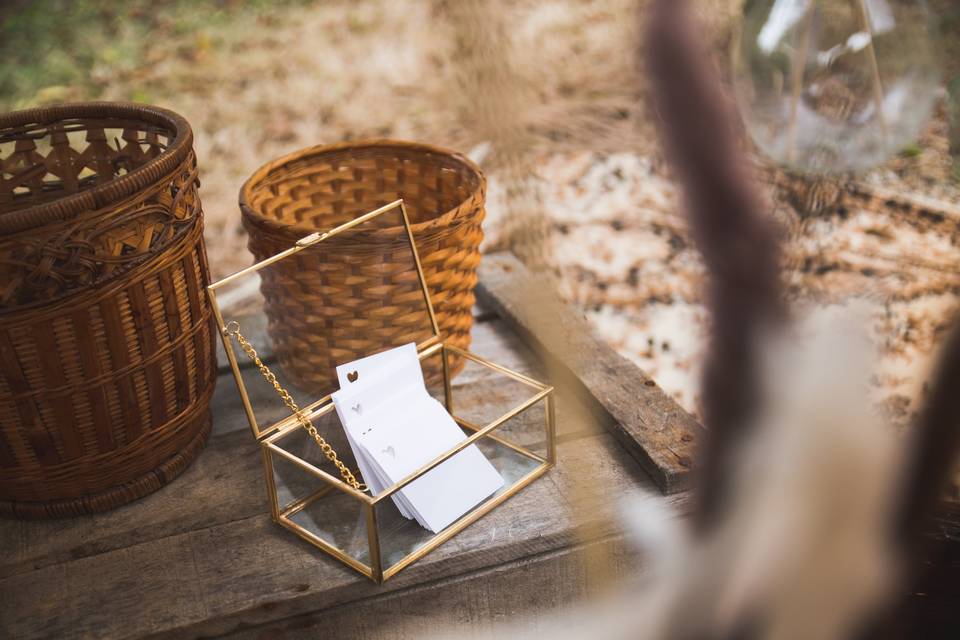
[2,0,743,278]
[4,0,959,442]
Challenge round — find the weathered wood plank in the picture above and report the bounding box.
[0,314,589,583]
[0,426,265,581]
[476,252,704,494]
[0,285,694,640]
[222,535,642,640]
[0,431,680,640]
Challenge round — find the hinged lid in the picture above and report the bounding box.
[207,200,441,440]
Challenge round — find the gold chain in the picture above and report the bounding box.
[224,321,367,492]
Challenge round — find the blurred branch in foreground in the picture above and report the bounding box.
[431,1,960,638]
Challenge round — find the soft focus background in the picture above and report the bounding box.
[3,0,958,460]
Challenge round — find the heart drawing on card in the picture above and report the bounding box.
[382,445,396,459]
[347,371,359,383]
[351,403,362,414]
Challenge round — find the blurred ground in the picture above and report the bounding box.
[2,0,959,444]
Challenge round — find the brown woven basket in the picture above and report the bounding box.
[240,140,485,394]
[0,103,217,519]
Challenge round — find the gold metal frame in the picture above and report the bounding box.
[206,200,556,583]
[208,200,441,441]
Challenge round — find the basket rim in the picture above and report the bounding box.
[238,139,486,237]
[0,101,194,236]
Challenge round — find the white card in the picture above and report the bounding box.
[356,393,504,532]
[336,343,423,393]
[332,343,505,532]
[334,347,440,520]
[333,357,422,519]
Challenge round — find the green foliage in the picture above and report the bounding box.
[0,0,314,111]
[899,144,923,159]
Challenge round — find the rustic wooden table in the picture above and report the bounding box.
[0,255,699,639]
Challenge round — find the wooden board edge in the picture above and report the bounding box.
[476,252,703,494]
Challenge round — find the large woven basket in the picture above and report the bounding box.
[240,140,485,394]
[0,103,217,519]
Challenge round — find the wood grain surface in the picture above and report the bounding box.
[477,253,703,494]
[0,302,691,639]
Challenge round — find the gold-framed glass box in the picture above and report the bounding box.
[207,200,556,583]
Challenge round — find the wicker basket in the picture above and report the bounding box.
[240,140,485,394]
[0,103,217,519]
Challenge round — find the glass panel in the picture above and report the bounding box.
[448,353,549,458]
[267,420,370,567]
[375,433,544,572]
[209,201,439,438]
[259,340,553,579]
[420,346,450,407]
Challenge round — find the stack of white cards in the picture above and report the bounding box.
[331,343,504,533]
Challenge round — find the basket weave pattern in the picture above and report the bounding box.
[240,141,485,394]
[0,103,216,518]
